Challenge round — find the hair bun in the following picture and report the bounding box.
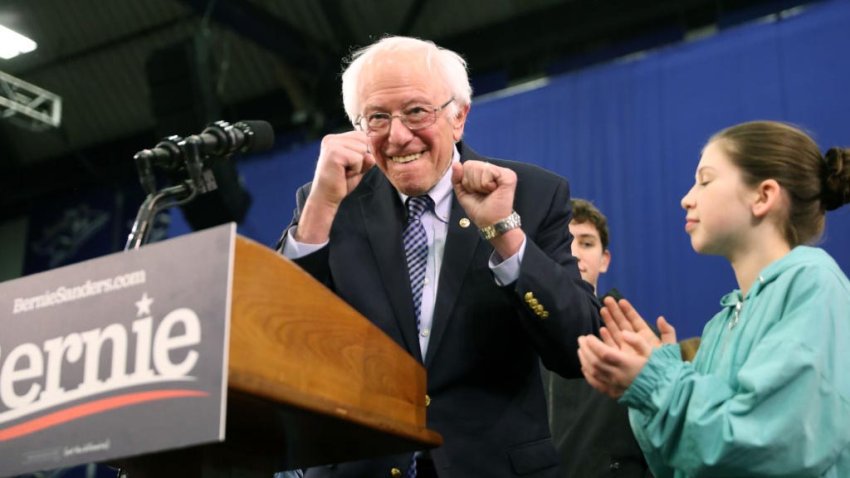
[822,147,850,211]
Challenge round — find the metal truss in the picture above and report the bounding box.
[0,69,62,130]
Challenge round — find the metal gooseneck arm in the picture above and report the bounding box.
[124,181,197,251]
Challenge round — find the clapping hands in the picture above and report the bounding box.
[578,297,676,398]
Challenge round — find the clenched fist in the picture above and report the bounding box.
[296,131,375,243]
[452,160,524,257]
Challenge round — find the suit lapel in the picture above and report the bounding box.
[360,175,423,362]
[425,144,483,367]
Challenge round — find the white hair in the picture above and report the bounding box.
[341,36,473,125]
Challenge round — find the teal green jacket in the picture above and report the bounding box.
[622,246,850,477]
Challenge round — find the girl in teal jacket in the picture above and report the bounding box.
[578,121,850,477]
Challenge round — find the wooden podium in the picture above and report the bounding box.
[117,235,442,477]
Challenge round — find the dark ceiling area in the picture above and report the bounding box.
[0,0,815,221]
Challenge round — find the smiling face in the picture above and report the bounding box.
[681,140,758,257]
[358,53,469,196]
[569,220,610,292]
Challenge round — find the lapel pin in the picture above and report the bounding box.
[459,218,471,228]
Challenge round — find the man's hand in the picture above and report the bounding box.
[451,161,524,257]
[451,161,516,225]
[296,131,375,243]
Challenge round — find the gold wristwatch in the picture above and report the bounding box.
[479,211,522,240]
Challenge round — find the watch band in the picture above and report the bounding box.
[479,211,522,240]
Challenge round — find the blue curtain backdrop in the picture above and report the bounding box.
[170,0,850,339]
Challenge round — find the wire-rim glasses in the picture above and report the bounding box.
[355,97,455,136]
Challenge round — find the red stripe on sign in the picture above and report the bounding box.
[0,389,208,441]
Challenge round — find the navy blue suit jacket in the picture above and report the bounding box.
[284,143,600,477]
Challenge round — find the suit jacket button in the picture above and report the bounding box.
[391,467,402,477]
[609,460,621,470]
[425,394,431,407]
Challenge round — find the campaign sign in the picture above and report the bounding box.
[0,224,234,476]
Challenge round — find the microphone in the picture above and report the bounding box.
[136,120,274,164]
[194,120,275,157]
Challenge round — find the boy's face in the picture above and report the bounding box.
[569,220,611,292]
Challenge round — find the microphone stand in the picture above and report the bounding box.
[124,181,195,251]
[124,136,216,251]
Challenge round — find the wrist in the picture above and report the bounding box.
[295,198,338,244]
[478,210,521,240]
[490,228,525,260]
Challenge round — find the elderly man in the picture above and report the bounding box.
[279,36,599,478]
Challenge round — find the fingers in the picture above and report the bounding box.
[602,296,635,339]
[657,316,678,344]
[600,326,618,348]
[347,149,376,178]
[611,298,636,332]
[453,160,517,194]
[616,298,647,333]
[622,330,652,358]
[614,298,665,349]
[319,131,372,173]
[312,131,374,205]
[451,162,464,187]
[600,306,626,349]
[581,333,647,395]
[323,130,371,153]
[580,335,628,371]
[455,161,498,193]
[578,337,611,383]
[578,335,628,399]
[452,160,518,231]
[582,365,620,398]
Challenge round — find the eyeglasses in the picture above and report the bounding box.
[355,97,455,136]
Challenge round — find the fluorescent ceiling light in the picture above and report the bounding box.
[0,24,37,60]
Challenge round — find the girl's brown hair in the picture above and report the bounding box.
[711,121,850,246]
